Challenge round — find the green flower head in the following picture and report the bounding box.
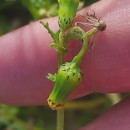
[48,62,82,110]
[58,0,79,32]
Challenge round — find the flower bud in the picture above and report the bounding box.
[58,0,79,32]
[48,62,82,110]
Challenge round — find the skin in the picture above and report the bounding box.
[79,96,130,130]
[0,0,130,129]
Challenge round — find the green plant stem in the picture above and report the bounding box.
[56,30,97,130]
[58,52,64,67]
[72,28,96,67]
[57,109,64,130]
[57,34,65,130]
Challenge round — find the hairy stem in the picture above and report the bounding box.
[58,52,64,67]
[57,32,65,130]
[57,52,64,130]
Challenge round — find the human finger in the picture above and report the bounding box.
[0,0,130,105]
[79,96,130,130]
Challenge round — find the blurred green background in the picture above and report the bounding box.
[0,0,127,130]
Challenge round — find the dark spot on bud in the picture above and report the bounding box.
[67,76,70,80]
[73,73,75,76]
[81,38,83,43]
[52,102,55,105]
[78,78,80,83]
[67,68,70,71]
[56,104,60,107]
[80,72,83,77]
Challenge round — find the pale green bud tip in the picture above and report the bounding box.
[47,62,82,110]
[58,0,79,32]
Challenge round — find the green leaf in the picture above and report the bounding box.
[47,73,56,82]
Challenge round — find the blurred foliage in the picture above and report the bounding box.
[0,0,98,35]
[0,0,128,130]
[22,0,58,19]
